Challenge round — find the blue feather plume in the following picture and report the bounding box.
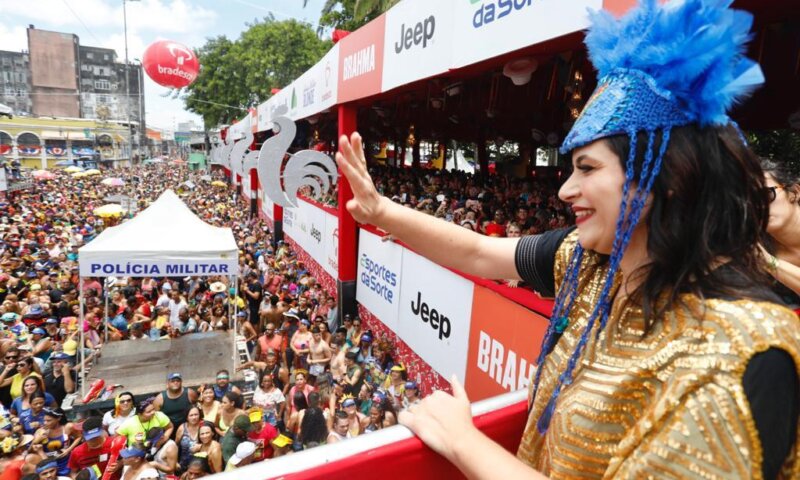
[584,0,764,125]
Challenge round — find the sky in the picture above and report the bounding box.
[0,0,326,131]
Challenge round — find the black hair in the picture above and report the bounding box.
[82,416,103,432]
[299,407,328,447]
[761,157,800,213]
[604,124,772,333]
[292,391,309,411]
[223,391,243,409]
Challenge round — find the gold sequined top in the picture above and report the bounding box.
[517,232,800,479]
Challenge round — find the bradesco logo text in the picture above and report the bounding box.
[471,0,537,28]
[410,291,451,341]
[359,254,397,303]
[394,15,435,54]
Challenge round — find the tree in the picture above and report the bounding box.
[184,18,331,127]
[748,129,800,174]
[309,0,400,34]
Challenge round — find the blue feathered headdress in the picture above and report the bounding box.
[534,0,764,435]
[561,0,764,153]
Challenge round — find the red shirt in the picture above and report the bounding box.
[248,422,279,460]
[68,436,120,479]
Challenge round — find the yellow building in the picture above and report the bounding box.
[0,116,131,169]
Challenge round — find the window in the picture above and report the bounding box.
[111,83,118,90]
[103,54,109,61]
[86,52,94,60]
[95,80,110,90]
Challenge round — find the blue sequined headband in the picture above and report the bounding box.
[533,0,764,434]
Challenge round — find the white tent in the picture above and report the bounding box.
[79,189,238,276]
[77,190,240,397]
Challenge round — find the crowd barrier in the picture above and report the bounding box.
[213,388,528,480]
[256,194,554,402]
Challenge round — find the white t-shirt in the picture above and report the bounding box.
[121,466,159,480]
[252,387,285,417]
[102,409,137,436]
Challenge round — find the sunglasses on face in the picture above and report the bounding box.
[766,185,784,202]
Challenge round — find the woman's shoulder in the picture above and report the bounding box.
[685,295,800,358]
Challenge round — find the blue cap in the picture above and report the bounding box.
[51,352,70,361]
[360,334,373,343]
[119,447,146,459]
[300,319,310,327]
[32,327,45,335]
[405,381,418,390]
[83,426,104,441]
[342,398,356,408]
[45,318,59,324]
[1,312,18,322]
[167,372,182,381]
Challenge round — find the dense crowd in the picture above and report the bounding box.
[0,162,434,480]
[315,166,573,237]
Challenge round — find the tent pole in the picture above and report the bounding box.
[79,278,86,400]
[104,281,109,344]
[232,274,238,374]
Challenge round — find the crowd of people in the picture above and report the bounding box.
[0,161,447,480]
[315,166,573,238]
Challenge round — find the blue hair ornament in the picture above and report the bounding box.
[532,0,764,434]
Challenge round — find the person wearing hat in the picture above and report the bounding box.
[288,317,312,371]
[152,373,197,433]
[220,415,252,466]
[355,333,373,364]
[144,427,178,477]
[117,447,157,480]
[402,381,421,411]
[30,327,52,364]
[223,441,255,471]
[67,416,120,479]
[245,408,278,461]
[34,457,68,480]
[43,352,76,407]
[338,0,800,478]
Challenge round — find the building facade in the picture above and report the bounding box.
[0,51,32,115]
[0,26,144,161]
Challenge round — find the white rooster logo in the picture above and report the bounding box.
[257,106,338,208]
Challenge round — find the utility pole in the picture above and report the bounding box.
[122,0,140,166]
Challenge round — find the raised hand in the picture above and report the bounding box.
[336,133,387,226]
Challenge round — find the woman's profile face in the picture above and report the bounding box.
[559,140,626,255]
[765,173,799,236]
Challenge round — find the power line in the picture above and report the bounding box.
[60,0,102,45]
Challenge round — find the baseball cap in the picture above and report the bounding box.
[63,340,78,356]
[230,441,256,465]
[360,334,373,343]
[232,414,253,432]
[390,364,406,372]
[405,381,418,390]
[31,327,45,335]
[167,372,182,381]
[83,425,104,441]
[51,352,70,361]
[119,447,147,459]
[45,318,59,324]
[300,319,310,327]
[1,312,18,322]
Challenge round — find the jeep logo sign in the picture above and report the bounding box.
[410,291,451,340]
[394,15,435,54]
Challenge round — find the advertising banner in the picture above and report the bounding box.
[382,0,454,92]
[262,190,274,221]
[465,285,549,401]
[322,211,339,278]
[356,229,403,330]
[451,0,600,68]
[338,14,386,103]
[397,249,473,382]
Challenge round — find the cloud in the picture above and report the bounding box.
[0,0,216,36]
[0,23,28,52]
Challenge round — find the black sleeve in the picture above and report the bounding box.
[743,347,799,480]
[513,227,576,298]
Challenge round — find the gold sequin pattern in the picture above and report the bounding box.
[517,232,800,479]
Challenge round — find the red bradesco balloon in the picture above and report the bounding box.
[142,40,200,88]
